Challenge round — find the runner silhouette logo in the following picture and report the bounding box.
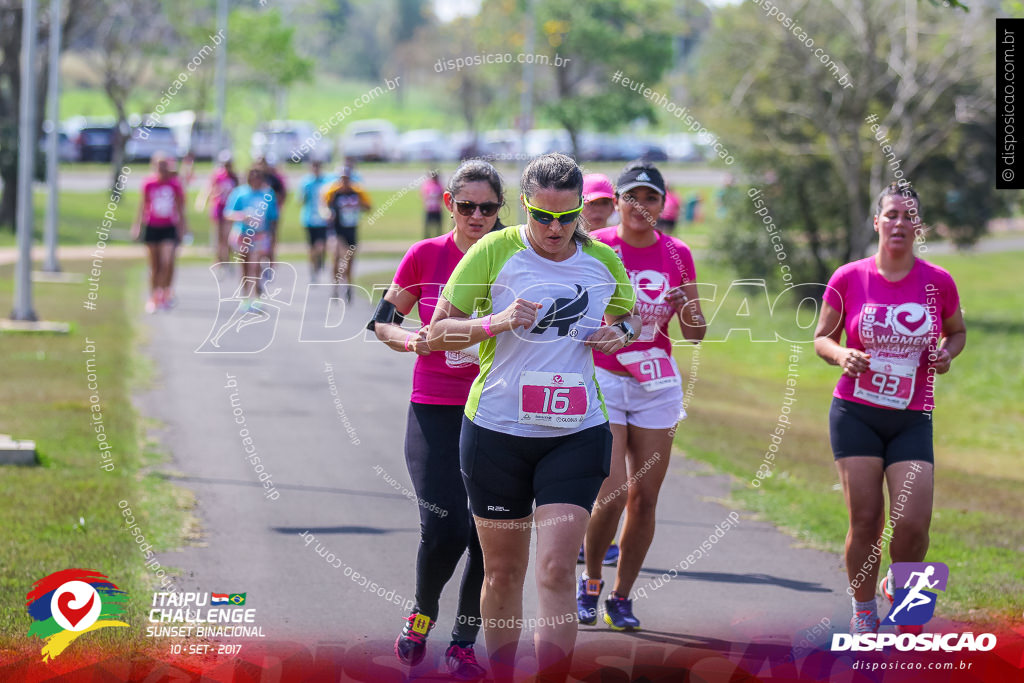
[883,562,949,626]
[196,262,298,354]
[531,285,589,337]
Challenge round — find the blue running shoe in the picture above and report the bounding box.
[576,575,604,625]
[578,542,620,565]
[604,594,640,631]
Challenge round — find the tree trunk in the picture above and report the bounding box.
[110,110,128,193]
[0,166,16,230]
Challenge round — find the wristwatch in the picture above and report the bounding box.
[614,320,636,343]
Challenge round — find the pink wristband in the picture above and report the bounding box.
[482,315,495,337]
[404,334,414,351]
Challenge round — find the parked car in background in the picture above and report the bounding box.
[252,120,332,163]
[662,133,703,162]
[448,131,483,160]
[66,117,116,162]
[125,124,179,162]
[481,129,522,160]
[524,129,572,157]
[341,119,398,161]
[637,141,668,162]
[396,129,450,162]
[39,121,80,162]
[163,110,230,160]
[577,132,619,161]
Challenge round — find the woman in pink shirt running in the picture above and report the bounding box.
[196,150,238,264]
[369,160,506,681]
[813,182,966,634]
[579,161,706,631]
[132,152,187,312]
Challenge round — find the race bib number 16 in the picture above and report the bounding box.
[519,371,588,427]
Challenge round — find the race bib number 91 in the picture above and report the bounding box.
[519,371,588,427]
[616,348,681,392]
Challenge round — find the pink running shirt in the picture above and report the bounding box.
[392,231,480,405]
[141,175,184,227]
[421,178,444,212]
[210,168,238,219]
[590,227,696,374]
[822,256,959,411]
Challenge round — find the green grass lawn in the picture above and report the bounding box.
[0,259,192,653]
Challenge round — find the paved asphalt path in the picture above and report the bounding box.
[141,259,856,677]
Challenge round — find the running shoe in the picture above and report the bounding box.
[577,542,620,566]
[603,594,640,631]
[850,610,880,634]
[444,643,486,681]
[145,297,158,314]
[395,612,434,666]
[880,567,895,603]
[576,575,604,625]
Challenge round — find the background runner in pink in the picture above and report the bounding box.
[141,174,184,227]
[590,227,697,375]
[823,256,959,411]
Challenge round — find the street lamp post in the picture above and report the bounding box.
[43,0,63,273]
[13,0,39,321]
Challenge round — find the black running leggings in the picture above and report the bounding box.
[405,402,483,643]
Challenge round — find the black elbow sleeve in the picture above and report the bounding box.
[367,297,405,331]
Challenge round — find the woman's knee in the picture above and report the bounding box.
[421,519,470,558]
[891,518,931,548]
[592,491,627,518]
[534,554,576,593]
[625,485,661,518]
[485,560,528,593]
[848,508,885,540]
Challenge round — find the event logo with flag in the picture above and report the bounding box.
[211,592,246,605]
[25,569,129,661]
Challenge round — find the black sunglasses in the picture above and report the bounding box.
[454,200,502,217]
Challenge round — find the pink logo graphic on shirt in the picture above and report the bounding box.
[552,374,564,384]
[630,269,670,304]
[892,303,930,336]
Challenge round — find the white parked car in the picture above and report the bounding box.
[341,119,398,161]
[662,133,703,162]
[524,129,572,157]
[252,121,333,164]
[163,110,231,160]
[125,124,179,162]
[396,129,450,162]
[39,122,80,162]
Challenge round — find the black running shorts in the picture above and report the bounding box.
[460,417,612,520]
[829,397,934,466]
